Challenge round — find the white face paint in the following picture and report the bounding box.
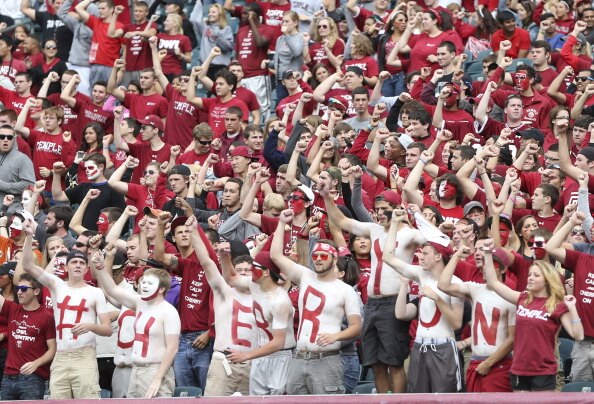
[84,161,101,181]
[21,192,31,206]
[140,274,161,301]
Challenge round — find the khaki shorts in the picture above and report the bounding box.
[204,352,251,396]
[127,364,175,398]
[50,346,100,399]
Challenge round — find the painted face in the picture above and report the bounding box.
[140,274,161,301]
[438,180,456,199]
[499,222,510,246]
[514,71,530,91]
[529,236,546,259]
[97,213,109,235]
[9,216,22,239]
[21,192,31,207]
[444,85,459,107]
[85,161,101,180]
[288,191,307,214]
[251,263,265,282]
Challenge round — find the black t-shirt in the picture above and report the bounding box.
[65,181,126,231]
[35,11,73,61]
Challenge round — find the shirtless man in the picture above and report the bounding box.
[21,215,112,399]
[91,244,181,398]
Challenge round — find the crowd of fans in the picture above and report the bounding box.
[0,0,593,399]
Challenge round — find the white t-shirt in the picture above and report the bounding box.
[294,268,361,352]
[466,282,516,357]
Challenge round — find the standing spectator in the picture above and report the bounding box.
[193,3,234,81]
[28,39,68,96]
[0,72,33,119]
[304,17,345,74]
[0,273,56,400]
[21,220,113,399]
[56,0,95,96]
[0,125,35,210]
[491,10,531,59]
[19,0,74,62]
[273,11,305,103]
[235,3,276,122]
[0,36,27,86]
[75,0,123,88]
[149,0,198,49]
[482,238,583,392]
[157,14,192,80]
[91,247,181,398]
[108,1,156,86]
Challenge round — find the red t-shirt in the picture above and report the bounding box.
[72,99,114,137]
[260,215,305,256]
[563,250,594,337]
[127,141,171,184]
[87,15,123,66]
[201,97,249,138]
[163,84,201,149]
[491,28,531,59]
[232,2,290,51]
[123,92,168,121]
[343,56,379,81]
[28,130,76,189]
[123,21,153,71]
[511,292,568,376]
[1,301,55,380]
[47,93,91,140]
[235,25,276,78]
[308,40,345,73]
[177,150,211,166]
[408,31,463,72]
[174,256,214,332]
[234,86,260,112]
[157,33,192,75]
[127,182,171,223]
[511,209,560,233]
[0,58,27,83]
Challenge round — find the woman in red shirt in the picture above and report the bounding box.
[343,34,379,88]
[484,242,583,392]
[397,10,463,73]
[158,14,192,80]
[378,10,408,97]
[304,17,345,73]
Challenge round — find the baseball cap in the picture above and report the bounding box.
[164,0,184,6]
[395,133,413,149]
[143,207,164,218]
[328,97,347,113]
[170,216,188,235]
[377,190,402,206]
[231,146,259,161]
[464,201,485,216]
[579,147,594,162]
[282,70,296,80]
[138,115,164,132]
[253,251,283,280]
[67,249,88,264]
[112,253,126,271]
[0,261,16,278]
[519,128,544,146]
[295,184,314,202]
[169,164,191,177]
[345,66,364,76]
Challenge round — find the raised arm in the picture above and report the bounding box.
[60,74,80,108]
[571,84,594,120]
[558,119,584,181]
[51,162,69,202]
[437,247,471,298]
[15,98,35,139]
[548,66,573,105]
[238,169,268,228]
[546,210,585,265]
[108,155,137,195]
[107,59,127,102]
[107,6,125,38]
[105,206,137,253]
[112,106,130,152]
[186,66,204,109]
[22,219,55,289]
[270,210,305,284]
[382,211,421,280]
[69,189,101,236]
[483,239,520,305]
[20,0,36,20]
[197,47,220,91]
[90,246,139,310]
[402,150,432,206]
[148,36,170,90]
[152,212,177,268]
[367,128,389,180]
[74,0,92,23]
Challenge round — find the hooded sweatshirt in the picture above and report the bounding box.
[0,136,35,213]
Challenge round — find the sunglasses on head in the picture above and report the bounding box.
[546,163,561,170]
[528,240,545,248]
[0,135,14,141]
[196,139,211,145]
[16,285,34,292]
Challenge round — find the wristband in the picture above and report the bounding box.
[572,318,582,323]
[419,158,427,165]
[367,124,377,131]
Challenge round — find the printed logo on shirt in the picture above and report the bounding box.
[517,304,550,321]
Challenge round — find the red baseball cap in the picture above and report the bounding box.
[139,115,164,132]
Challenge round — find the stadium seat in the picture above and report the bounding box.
[353,382,376,394]
[465,61,483,77]
[475,49,493,63]
[173,386,203,397]
[100,389,112,398]
[559,338,574,381]
[561,381,594,392]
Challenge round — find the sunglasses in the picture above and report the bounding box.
[318,24,329,29]
[546,163,561,170]
[312,253,331,261]
[0,135,14,141]
[287,195,306,202]
[527,240,545,248]
[196,139,211,145]
[571,229,586,237]
[16,285,35,292]
[144,169,156,175]
[179,77,191,83]
[252,262,268,271]
[575,76,592,82]
[45,45,57,50]
[75,241,89,248]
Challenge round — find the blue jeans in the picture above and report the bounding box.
[1,373,47,400]
[173,331,213,392]
[341,354,360,394]
[381,72,406,98]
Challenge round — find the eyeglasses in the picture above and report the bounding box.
[571,229,586,237]
[318,24,329,29]
[75,241,89,248]
[44,45,57,50]
[527,240,545,248]
[575,76,592,82]
[144,169,156,175]
[312,252,331,261]
[0,135,14,141]
[16,285,34,292]
[546,163,561,170]
[196,139,211,145]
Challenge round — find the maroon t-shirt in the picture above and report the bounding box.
[123,92,168,121]
[511,209,561,233]
[72,99,114,136]
[127,141,171,184]
[234,86,260,112]
[163,84,201,149]
[1,301,55,380]
[308,40,345,73]
[235,25,276,78]
[511,291,568,376]
[47,93,91,140]
[562,250,594,337]
[260,215,305,256]
[123,22,153,71]
[201,97,249,138]
[174,254,214,332]
[177,150,210,166]
[28,130,76,190]
[0,59,27,83]
[157,33,192,75]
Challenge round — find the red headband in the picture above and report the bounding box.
[312,242,338,257]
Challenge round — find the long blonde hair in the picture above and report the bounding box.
[207,4,228,28]
[310,17,339,49]
[523,261,565,313]
[166,14,184,35]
